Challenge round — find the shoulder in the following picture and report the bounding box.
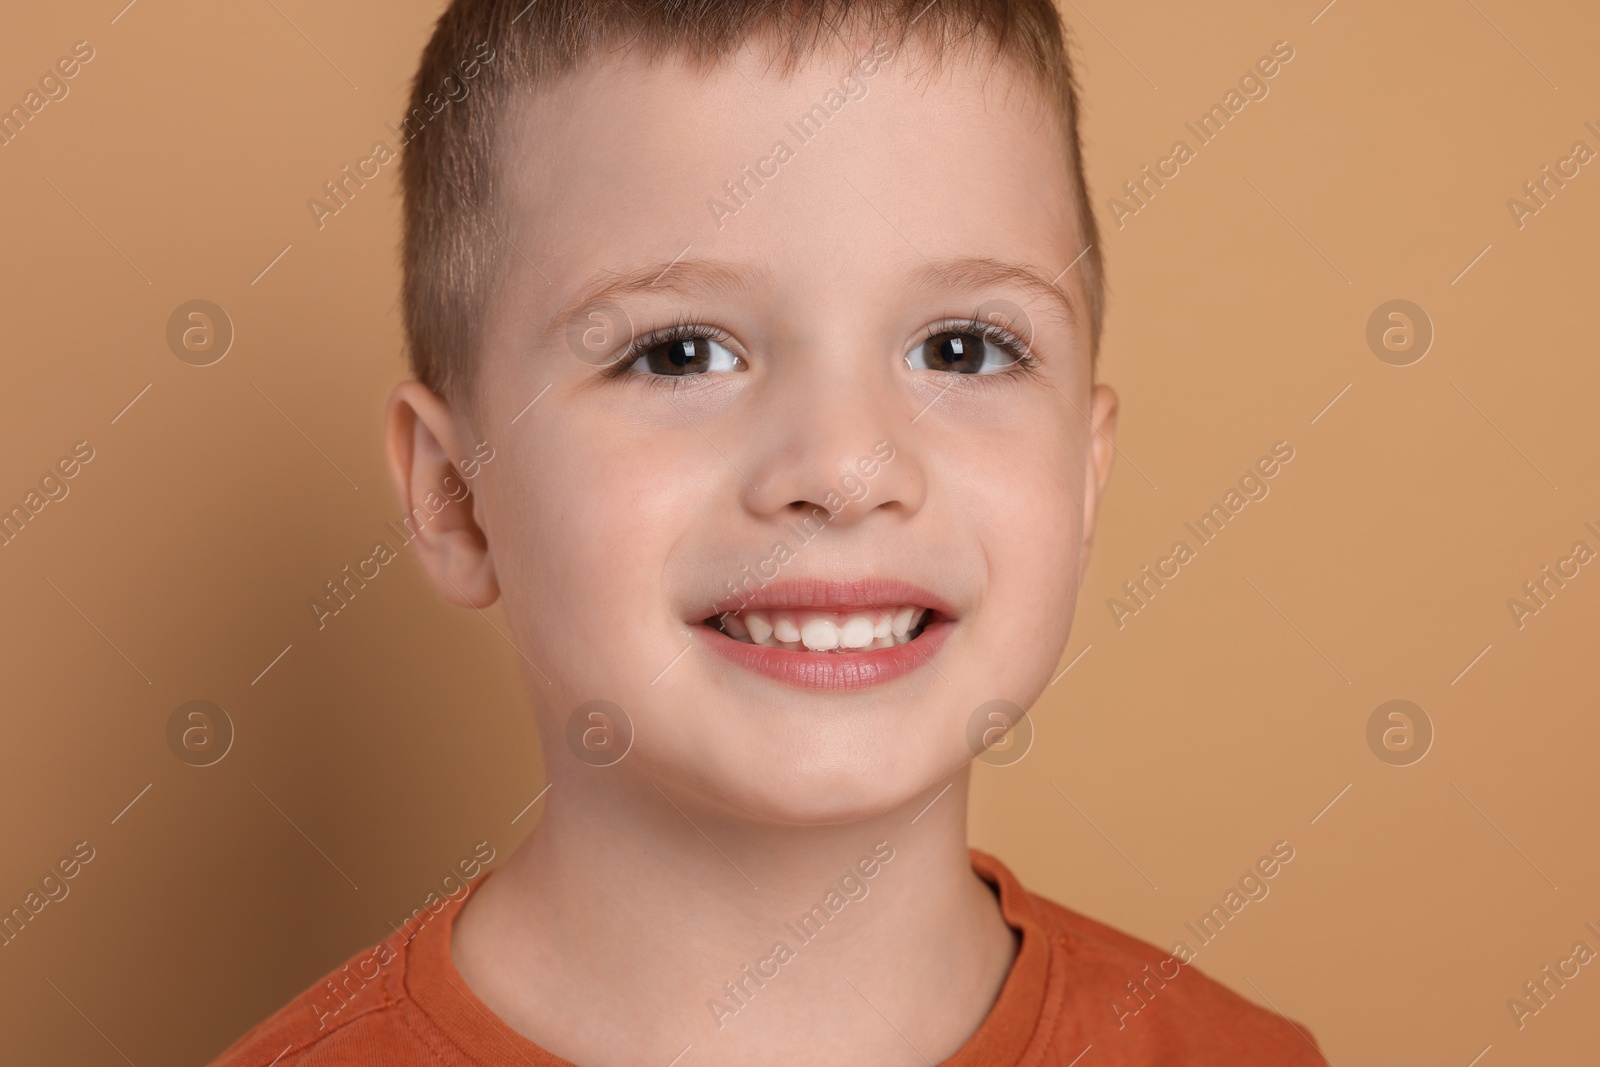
[206,931,444,1066]
[976,852,1324,1064]
[1033,892,1322,1061]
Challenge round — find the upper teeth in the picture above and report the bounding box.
[717,607,928,651]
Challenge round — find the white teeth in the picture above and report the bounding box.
[800,618,839,651]
[891,606,917,637]
[839,615,875,648]
[717,605,935,651]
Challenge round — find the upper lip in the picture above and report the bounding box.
[701,577,956,620]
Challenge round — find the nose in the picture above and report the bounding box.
[738,345,926,529]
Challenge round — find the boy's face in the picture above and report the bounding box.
[400,36,1116,822]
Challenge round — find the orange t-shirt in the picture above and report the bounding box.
[211,850,1322,1065]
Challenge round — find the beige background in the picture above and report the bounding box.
[2,1,1597,1063]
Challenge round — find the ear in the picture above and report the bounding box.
[384,380,499,608]
[1078,382,1119,570]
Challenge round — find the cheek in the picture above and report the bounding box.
[949,405,1083,669]
[960,403,1082,559]
[485,424,692,684]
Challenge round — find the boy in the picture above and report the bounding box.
[215,0,1321,1063]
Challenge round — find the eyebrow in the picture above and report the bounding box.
[543,258,769,344]
[906,256,1080,334]
[543,254,1079,343]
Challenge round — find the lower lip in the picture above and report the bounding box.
[695,618,954,690]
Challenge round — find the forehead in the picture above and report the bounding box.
[496,38,1086,331]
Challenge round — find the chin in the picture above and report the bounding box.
[641,712,967,827]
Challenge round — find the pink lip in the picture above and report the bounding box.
[693,577,957,690]
[702,577,956,619]
[696,618,954,689]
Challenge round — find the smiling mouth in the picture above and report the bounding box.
[706,606,935,652]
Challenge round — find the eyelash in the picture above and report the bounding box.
[599,316,738,390]
[921,316,1043,384]
[599,313,1044,386]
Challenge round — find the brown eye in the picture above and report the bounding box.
[647,337,708,375]
[907,330,1020,375]
[626,334,742,376]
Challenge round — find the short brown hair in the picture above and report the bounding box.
[401,0,1104,401]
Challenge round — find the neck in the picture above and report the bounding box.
[451,765,1018,1067]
